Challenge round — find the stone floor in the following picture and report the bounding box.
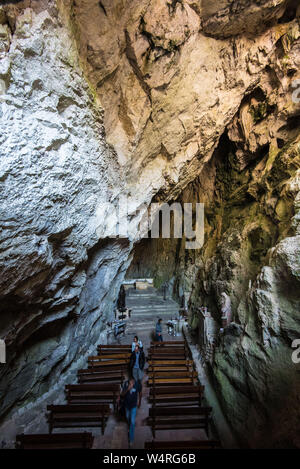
[93,287,208,450]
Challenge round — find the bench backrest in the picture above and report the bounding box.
[148,370,197,377]
[149,385,204,395]
[150,341,185,346]
[78,368,124,375]
[149,348,187,354]
[149,353,188,358]
[149,406,212,417]
[148,360,193,366]
[144,440,220,449]
[47,404,110,413]
[66,384,119,392]
[88,359,129,368]
[148,378,196,385]
[16,432,94,449]
[89,353,131,360]
[97,344,131,349]
[96,350,131,355]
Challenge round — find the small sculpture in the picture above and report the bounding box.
[220,292,232,327]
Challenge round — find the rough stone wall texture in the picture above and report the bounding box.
[0,1,132,444]
[126,3,300,446]
[0,0,299,448]
[129,70,300,450]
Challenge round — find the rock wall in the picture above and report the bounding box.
[128,35,300,446]
[0,1,133,440]
[0,0,299,448]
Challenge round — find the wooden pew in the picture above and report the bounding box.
[77,369,125,384]
[148,376,197,386]
[97,345,131,354]
[150,341,185,347]
[149,347,187,355]
[149,385,204,406]
[148,406,212,438]
[148,351,189,362]
[96,349,131,355]
[97,344,131,348]
[16,432,94,449]
[89,353,131,362]
[88,357,129,370]
[65,384,120,409]
[148,370,198,380]
[148,365,193,373]
[144,439,221,450]
[82,361,128,373]
[47,404,110,435]
[148,359,194,369]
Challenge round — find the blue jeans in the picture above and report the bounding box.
[132,367,144,381]
[156,334,163,342]
[125,406,137,443]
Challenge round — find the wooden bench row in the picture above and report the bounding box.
[47,404,110,435]
[97,344,131,349]
[148,370,198,379]
[77,369,125,384]
[148,376,198,386]
[97,345,131,354]
[77,344,131,385]
[148,359,194,368]
[89,353,131,362]
[144,439,221,450]
[149,347,188,355]
[16,432,94,449]
[15,344,134,448]
[148,406,212,438]
[65,383,120,409]
[146,341,214,441]
[150,341,186,347]
[149,385,204,406]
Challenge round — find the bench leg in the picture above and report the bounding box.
[205,417,209,438]
[102,413,105,435]
[48,416,53,434]
[152,406,156,438]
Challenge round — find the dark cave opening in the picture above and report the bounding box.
[278,0,299,24]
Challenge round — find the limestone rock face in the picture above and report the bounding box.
[201,0,288,38]
[127,19,300,444]
[64,0,300,205]
[0,1,131,439]
[0,0,299,449]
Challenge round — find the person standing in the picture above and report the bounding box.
[130,344,145,381]
[155,318,163,342]
[131,335,143,352]
[120,377,142,448]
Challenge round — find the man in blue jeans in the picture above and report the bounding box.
[130,344,145,381]
[121,377,142,448]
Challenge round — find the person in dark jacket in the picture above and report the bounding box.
[120,377,142,448]
[129,344,145,381]
[155,318,163,342]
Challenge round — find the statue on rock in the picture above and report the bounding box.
[117,285,126,311]
[220,292,232,327]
